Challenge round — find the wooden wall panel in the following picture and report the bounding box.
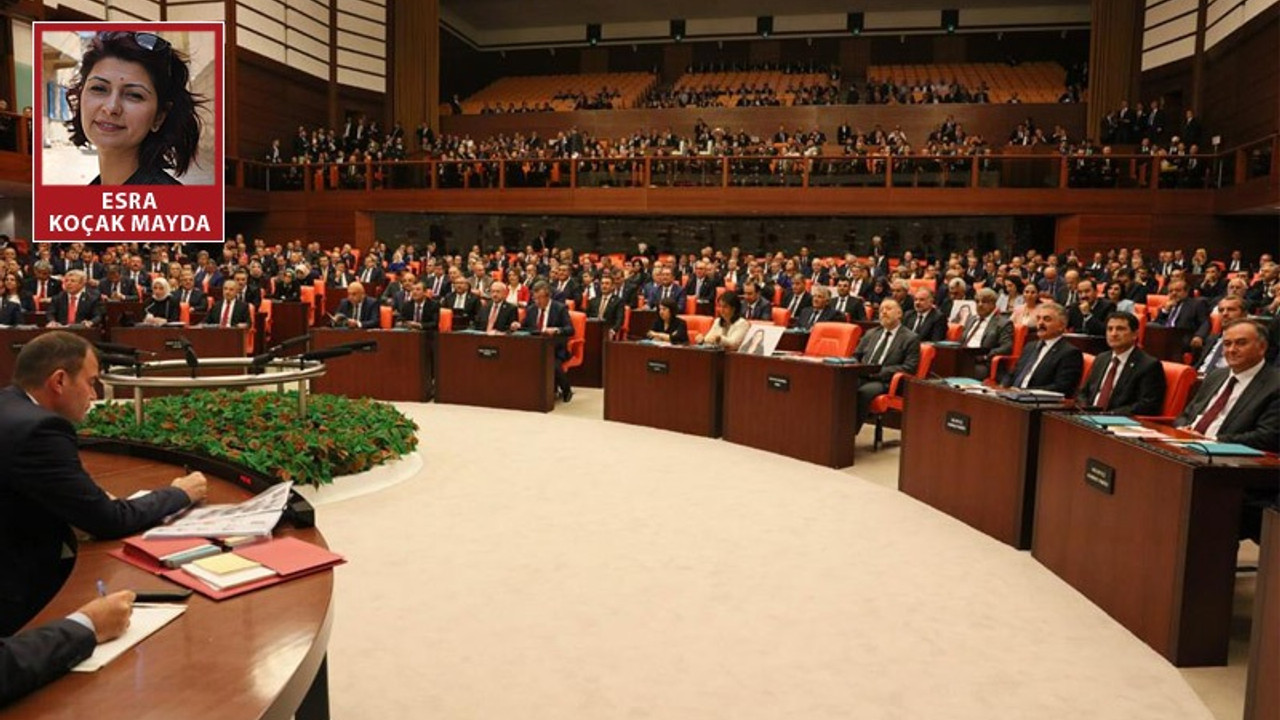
[1087,0,1143,145]
[1200,7,1279,147]
[440,104,1088,151]
[392,0,440,141]
[237,52,329,158]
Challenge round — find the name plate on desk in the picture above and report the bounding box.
[767,375,790,392]
[646,360,669,374]
[1084,458,1116,495]
[945,411,971,436]
[10,342,22,353]
[163,339,186,351]
[477,346,499,359]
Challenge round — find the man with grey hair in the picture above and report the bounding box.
[475,281,518,333]
[46,271,101,328]
[1001,301,1084,396]
[961,287,1014,380]
[853,298,921,436]
[794,284,841,329]
[23,261,60,303]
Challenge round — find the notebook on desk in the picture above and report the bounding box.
[71,604,187,673]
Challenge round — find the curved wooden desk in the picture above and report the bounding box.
[5,452,333,720]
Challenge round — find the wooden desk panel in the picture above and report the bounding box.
[722,353,868,468]
[310,328,432,402]
[1246,507,1279,720]
[0,326,103,386]
[436,332,556,412]
[1143,325,1193,362]
[268,301,313,347]
[626,308,658,340]
[567,318,606,388]
[1032,415,1280,666]
[929,344,984,378]
[104,327,248,398]
[603,341,723,437]
[6,451,332,720]
[899,381,1062,548]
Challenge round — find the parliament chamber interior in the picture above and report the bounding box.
[0,0,1278,718]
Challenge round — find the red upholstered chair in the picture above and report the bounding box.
[379,305,393,329]
[179,301,191,326]
[946,323,964,341]
[682,314,714,341]
[562,311,587,373]
[1134,306,1148,346]
[771,307,791,327]
[1137,362,1198,423]
[1145,294,1168,320]
[908,278,936,295]
[803,322,862,358]
[1080,354,1096,392]
[869,343,937,450]
[438,308,453,332]
[1210,312,1222,336]
[685,296,698,315]
[258,298,273,336]
[987,323,1030,383]
[621,306,631,338]
[772,285,783,305]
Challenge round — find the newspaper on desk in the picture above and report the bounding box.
[143,482,293,539]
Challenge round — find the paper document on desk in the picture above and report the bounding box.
[143,482,293,539]
[71,604,186,672]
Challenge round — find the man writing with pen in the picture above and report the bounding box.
[0,332,206,703]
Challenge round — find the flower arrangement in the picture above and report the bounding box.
[81,390,418,487]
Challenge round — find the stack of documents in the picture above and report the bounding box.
[181,553,278,591]
[144,482,293,539]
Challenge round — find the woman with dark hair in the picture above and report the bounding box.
[646,298,688,344]
[698,290,749,349]
[67,31,205,185]
[2,273,36,313]
[868,276,890,306]
[997,276,1023,314]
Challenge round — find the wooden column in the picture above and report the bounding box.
[225,0,239,156]
[391,0,439,136]
[1086,0,1144,142]
[1190,0,1207,115]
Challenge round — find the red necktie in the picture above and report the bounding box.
[537,308,545,330]
[221,302,232,327]
[487,303,499,331]
[1095,356,1121,409]
[1192,376,1237,435]
[66,294,78,323]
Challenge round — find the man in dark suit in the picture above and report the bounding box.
[98,266,137,302]
[474,282,520,332]
[1155,279,1209,332]
[1066,279,1113,336]
[781,281,811,319]
[23,263,60,303]
[0,589,136,705]
[203,280,252,327]
[441,277,481,329]
[0,300,22,326]
[1079,312,1166,415]
[397,281,439,331]
[645,267,685,309]
[1198,265,1226,301]
[960,288,1015,380]
[328,260,355,289]
[423,264,449,299]
[335,282,380,329]
[683,261,718,306]
[1191,295,1248,375]
[1001,302,1085,397]
[46,271,102,328]
[519,281,576,402]
[549,265,580,305]
[0,332,206,635]
[903,288,947,342]
[792,286,841,329]
[830,278,866,321]
[356,256,385,286]
[1175,319,1279,451]
[853,298,922,434]
[741,281,772,321]
[175,270,207,309]
[379,272,414,307]
[586,275,625,335]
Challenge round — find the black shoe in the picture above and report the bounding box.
[561,387,573,403]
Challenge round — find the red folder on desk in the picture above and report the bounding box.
[112,536,219,574]
[160,537,345,600]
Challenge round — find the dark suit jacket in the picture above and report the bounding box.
[781,290,811,317]
[645,283,686,309]
[0,386,190,635]
[1154,298,1209,332]
[1079,348,1166,415]
[743,297,772,321]
[99,279,138,300]
[397,297,440,331]
[829,294,865,321]
[175,286,207,309]
[902,308,947,342]
[1067,298,1114,335]
[47,292,102,326]
[586,293,625,331]
[854,326,922,382]
[1001,337,1085,397]
[356,266,385,286]
[203,298,252,326]
[1173,365,1280,451]
[793,305,842,329]
[649,315,689,344]
[22,277,60,299]
[0,302,23,326]
[521,301,574,361]
[961,313,1014,358]
[0,617,96,704]
[441,292,481,328]
[550,280,581,305]
[424,274,449,299]
[336,297,380,329]
[270,282,300,303]
[684,277,718,303]
[473,300,519,332]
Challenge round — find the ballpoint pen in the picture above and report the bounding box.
[96,579,107,597]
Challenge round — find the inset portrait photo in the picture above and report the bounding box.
[34,22,223,243]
